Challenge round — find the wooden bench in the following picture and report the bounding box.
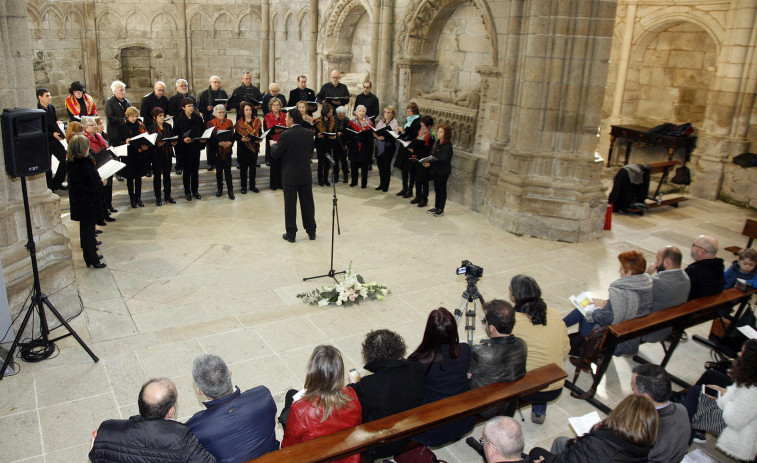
[626,161,687,215]
[564,287,756,413]
[246,363,567,463]
[724,218,757,255]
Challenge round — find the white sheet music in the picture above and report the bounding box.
[111,144,129,158]
[98,160,126,179]
[568,411,601,437]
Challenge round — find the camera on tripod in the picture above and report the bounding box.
[456,260,483,279]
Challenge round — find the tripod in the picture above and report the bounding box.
[303,146,345,283]
[453,275,486,345]
[0,177,99,380]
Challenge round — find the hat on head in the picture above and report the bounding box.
[69,81,86,94]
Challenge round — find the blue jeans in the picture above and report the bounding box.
[563,308,598,336]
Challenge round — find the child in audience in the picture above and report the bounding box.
[723,248,757,289]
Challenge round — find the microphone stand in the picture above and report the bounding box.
[303,138,345,283]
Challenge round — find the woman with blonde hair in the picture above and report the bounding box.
[111,106,149,208]
[66,135,106,269]
[282,345,362,463]
[529,394,658,462]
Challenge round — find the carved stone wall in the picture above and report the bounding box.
[413,98,477,151]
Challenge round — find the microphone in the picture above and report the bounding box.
[325,153,335,164]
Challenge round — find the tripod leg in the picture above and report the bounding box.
[0,296,42,380]
[42,297,99,362]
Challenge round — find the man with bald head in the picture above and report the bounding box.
[685,235,725,300]
[477,417,528,462]
[643,245,691,342]
[140,81,169,130]
[261,82,287,116]
[89,378,216,463]
[316,70,350,108]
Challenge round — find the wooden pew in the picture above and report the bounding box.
[564,287,756,413]
[626,161,687,215]
[247,363,567,463]
[724,218,757,255]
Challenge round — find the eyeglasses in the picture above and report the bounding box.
[692,243,710,253]
[479,438,498,452]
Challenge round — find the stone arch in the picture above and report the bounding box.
[635,12,723,58]
[298,7,310,42]
[26,3,41,28]
[321,0,372,55]
[63,10,85,30]
[237,10,262,32]
[96,11,124,39]
[398,0,498,67]
[150,11,178,35]
[271,12,285,41]
[124,11,151,35]
[284,11,296,41]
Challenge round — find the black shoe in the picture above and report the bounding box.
[97,254,103,259]
[145,170,152,178]
[108,206,118,213]
[251,187,259,193]
[402,192,413,198]
[318,181,324,187]
[136,198,144,207]
[156,198,163,206]
[433,210,445,217]
[343,178,348,183]
[95,240,102,246]
[193,193,202,200]
[282,233,295,243]
[410,197,421,204]
[383,188,388,192]
[104,216,116,222]
[350,183,357,187]
[396,189,406,196]
[207,165,214,171]
[96,220,106,226]
[228,193,235,200]
[375,186,383,190]
[185,194,192,201]
[95,229,103,235]
[417,200,427,207]
[57,185,69,191]
[86,262,106,269]
[116,175,124,181]
[176,169,182,176]
[308,232,316,240]
[361,185,367,189]
[427,207,438,214]
[241,187,247,194]
[216,188,223,197]
[324,181,330,186]
[165,196,176,204]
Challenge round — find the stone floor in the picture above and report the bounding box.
[1,168,754,463]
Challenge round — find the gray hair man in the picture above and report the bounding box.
[186,354,279,462]
[685,234,725,300]
[480,417,527,462]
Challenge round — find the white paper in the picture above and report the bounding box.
[111,144,129,158]
[568,411,601,437]
[130,132,158,145]
[258,128,272,140]
[737,325,757,339]
[681,448,718,463]
[569,292,596,316]
[387,130,400,139]
[398,139,410,148]
[293,388,307,401]
[57,122,65,133]
[98,160,126,179]
[197,127,215,140]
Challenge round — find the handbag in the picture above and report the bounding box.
[692,393,726,435]
[394,446,447,463]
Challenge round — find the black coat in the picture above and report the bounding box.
[67,156,103,222]
[89,416,216,463]
[140,92,169,129]
[105,96,131,134]
[355,93,380,121]
[270,125,314,186]
[38,102,66,156]
[113,121,149,178]
[198,87,229,123]
[430,141,453,176]
[167,93,195,118]
[545,428,650,463]
[350,359,425,460]
[287,88,316,107]
[395,118,421,169]
[173,111,205,155]
[685,258,725,300]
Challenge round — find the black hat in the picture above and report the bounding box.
[69,81,86,94]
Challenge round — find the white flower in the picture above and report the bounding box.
[318,299,329,307]
[336,300,342,306]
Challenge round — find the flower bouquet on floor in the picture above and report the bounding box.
[297,262,390,307]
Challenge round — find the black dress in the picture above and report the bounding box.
[68,156,103,266]
[112,120,149,203]
[173,111,206,196]
[397,117,421,194]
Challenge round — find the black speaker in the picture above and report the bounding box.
[2,108,50,178]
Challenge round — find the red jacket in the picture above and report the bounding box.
[282,387,362,463]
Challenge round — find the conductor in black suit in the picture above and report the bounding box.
[270,109,317,243]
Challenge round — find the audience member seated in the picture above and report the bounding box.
[281,345,362,463]
[479,416,530,463]
[185,354,279,463]
[564,251,653,357]
[643,245,691,343]
[407,307,475,447]
[510,275,569,424]
[468,299,527,418]
[529,395,658,463]
[348,329,424,461]
[631,364,690,463]
[683,339,757,461]
[724,247,757,289]
[89,378,215,463]
[686,235,725,300]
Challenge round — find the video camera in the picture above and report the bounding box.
[456,260,483,279]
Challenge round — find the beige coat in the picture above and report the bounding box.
[513,308,570,391]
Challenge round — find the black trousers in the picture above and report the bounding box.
[183,148,201,194]
[239,153,258,189]
[350,161,369,187]
[415,165,429,201]
[377,153,393,190]
[79,217,99,265]
[433,173,449,210]
[153,154,172,197]
[269,158,283,190]
[316,146,331,185]
[333,144,349,181]
[104,177,114,209]
[283,183,316,235]
[215,155,233,193]
[127,177,142,200]
[46,146,67,189]
[402,159,416,192]
[175,148,184,171]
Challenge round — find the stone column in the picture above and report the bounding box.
[369,0,380,80]
[0,0,78,337]
[689,0,757,200]
[377,0,395,104]
[261,0,270,87]
[310,0,318,84]
[83,0,102,97]
[482,0,616,242]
